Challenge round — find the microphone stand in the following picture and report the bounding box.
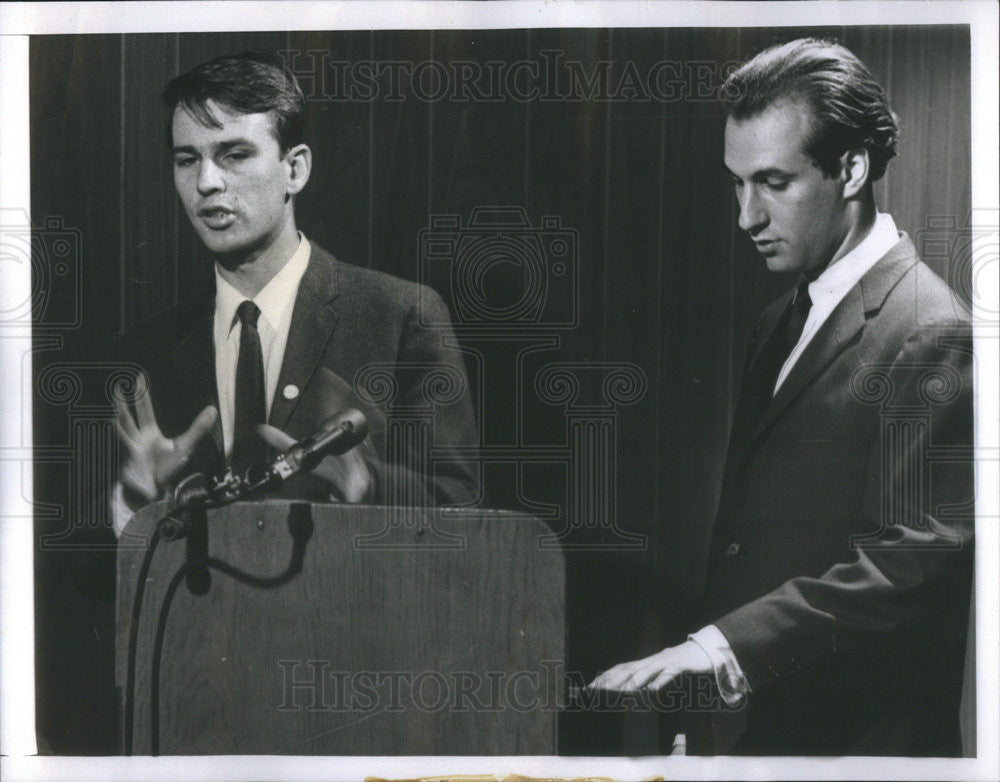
[157,405,367,539]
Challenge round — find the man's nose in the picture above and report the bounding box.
[196,159,225,195]
[737,186,767,233]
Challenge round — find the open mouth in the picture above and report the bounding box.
[198,207,236,230]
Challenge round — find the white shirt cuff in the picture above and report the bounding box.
[688,624,751,707]
[111,481,142,539]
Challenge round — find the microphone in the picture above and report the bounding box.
[156,410,369,540]
[157,473,211,541]
[249,408,369,490]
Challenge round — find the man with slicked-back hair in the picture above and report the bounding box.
[592,38,973,756]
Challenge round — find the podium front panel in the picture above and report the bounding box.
[116,502,564,755]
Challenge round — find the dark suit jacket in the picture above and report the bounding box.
[701,234,974,756]
[119,242,479,506]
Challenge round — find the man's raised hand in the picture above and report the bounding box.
[115,373,218,503]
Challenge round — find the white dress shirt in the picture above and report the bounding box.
[692,213,902,707]
[214,234,311,456]
[774,213,900,393]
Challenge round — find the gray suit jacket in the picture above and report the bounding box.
[701,235,974,755]
[120,242,479,506]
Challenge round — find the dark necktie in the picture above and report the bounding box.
[740,278,813,426]
[231,300,267,474]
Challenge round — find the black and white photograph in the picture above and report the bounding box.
[1,2,998,780]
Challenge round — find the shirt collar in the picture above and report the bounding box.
[214,233,312,334]
[806,213,899,309]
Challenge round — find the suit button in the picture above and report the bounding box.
[725,543,740,556]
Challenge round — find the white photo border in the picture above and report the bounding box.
[2,2,997,780]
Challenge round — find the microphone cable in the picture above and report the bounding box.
[123,530,160,756]
[123,409,363,754]
[147,505,313,754]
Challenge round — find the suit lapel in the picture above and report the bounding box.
[755,286,866,436]
[269,243,342,430]
[731,235,920,468]
[721,289,796,475]
[745,288,795,374]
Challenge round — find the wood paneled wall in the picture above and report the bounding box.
[30,26,971,754]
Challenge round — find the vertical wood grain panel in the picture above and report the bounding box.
[31,34,124,755]
[30,35,125,346]
[419,29,531,459]
[288,31,374,269]
[122,35,179,328]
[656,27,751,600]
[426,30,531,214]
[368,30,434,283]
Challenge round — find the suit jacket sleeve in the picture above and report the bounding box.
[365,286,480,507]
[713,323,974,692]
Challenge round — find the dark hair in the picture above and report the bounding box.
[162,50,305,153]
[721,38,899,182]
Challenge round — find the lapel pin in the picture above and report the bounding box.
[283,384,299,400]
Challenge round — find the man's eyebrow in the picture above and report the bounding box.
[750,167,793,180]
[214,138,259,152]
[722,165,795,181]
[171,139,260,156]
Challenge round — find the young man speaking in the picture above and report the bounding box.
[114,52,478,529]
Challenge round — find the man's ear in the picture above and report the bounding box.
[840,147,870,198]
[285,143,312,196]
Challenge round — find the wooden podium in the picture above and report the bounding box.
[116,502,565,755]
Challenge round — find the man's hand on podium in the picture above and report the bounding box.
[116,373,218,505]
[588,640,713,692]
[257,423,374,504]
